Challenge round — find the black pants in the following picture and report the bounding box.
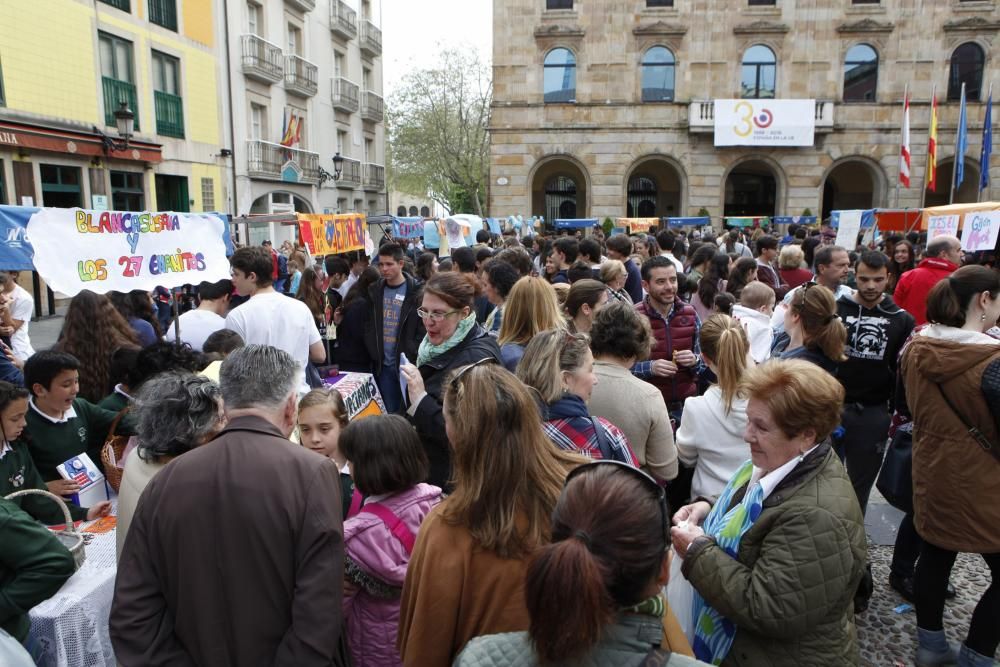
[915,541,1000,657]
[890,513,923,579]
[835,403,890,516]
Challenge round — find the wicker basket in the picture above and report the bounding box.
[4,488,86,570]
[101,408,131,493]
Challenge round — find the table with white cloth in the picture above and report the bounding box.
[28,521,118,667]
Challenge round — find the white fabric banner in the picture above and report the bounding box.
[27,208,230,296]
[834,210,863,249]
[960,210,1000,252]
[714,99,816,147]
[927,214,960,240]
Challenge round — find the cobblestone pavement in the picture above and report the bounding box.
[858,546,995,666]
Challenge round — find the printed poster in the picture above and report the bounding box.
[714,99,816,147]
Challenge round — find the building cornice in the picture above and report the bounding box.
[732,20,790,35]
[836,18,895,34]
[632,21,688,37]
[534,24,585,41]
[943,15,1000,32]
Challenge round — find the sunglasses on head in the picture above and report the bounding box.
[449,357,500,393]
[564,460,669,551]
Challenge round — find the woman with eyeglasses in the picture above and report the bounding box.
[769,282,846,374]
[399,272,501,490]
[397,363,584,667]
[670,360,867,667]
[455,460,706,666]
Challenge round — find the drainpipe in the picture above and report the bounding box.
[222,0,240,219]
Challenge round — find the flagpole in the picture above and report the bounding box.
[950,82,965,205]
[920,84,936,210]
[979,82,993,204]
[896,84,907,208]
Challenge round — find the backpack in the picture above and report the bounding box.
[277,253,289,279]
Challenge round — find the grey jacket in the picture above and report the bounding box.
[453,614,710,667]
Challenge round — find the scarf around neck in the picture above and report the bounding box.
[544,393,590,420]
[417,313,477,366]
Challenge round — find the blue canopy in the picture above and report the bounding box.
[772,215,817,226]
[667,216,710,227]
[554,218,599,230]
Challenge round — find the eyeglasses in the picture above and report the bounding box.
[564,460,669,550]
[449,357,499,388]
[417,307,462,322]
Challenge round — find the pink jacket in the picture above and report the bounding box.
[342,483,442,667]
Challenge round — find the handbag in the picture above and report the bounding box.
[100,407,132,492]
[875,428,913,515]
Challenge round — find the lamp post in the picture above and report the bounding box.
[318,152,345,186]
[93,101,135,154]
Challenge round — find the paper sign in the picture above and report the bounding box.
[297,213,365,256]
[927,215,960,240]
[27,208,230,296]
[91,195,108,211]
[324,372,386,421]
[834,210,863,249]
[960,211,1000,252]
[392,218,424,239]
[445,218,467,249]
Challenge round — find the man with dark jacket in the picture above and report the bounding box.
[835,250,915,515]
[111,346,344,666]
[365,243,425,412]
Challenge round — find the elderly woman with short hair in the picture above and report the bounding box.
[599,259,633,304]
[116,371,225,557]
[670,359,867,667]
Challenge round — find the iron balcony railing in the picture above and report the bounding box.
[362,162,385,190]
[284,54,318,97]
[339,157,362,186]
[361,90,384,123]
[241,34,283,84]
[247,139,320,184]
[102,77,139,130]
[332,77,360,113]
[330,0,357,40]
[360,20,382,57]
[154,90,184,137]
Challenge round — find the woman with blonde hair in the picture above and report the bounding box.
[600,259,633,304]
[496,276,565,372]
[771,283,846,374]
[676,314,752,501]
[517,330,638,465]
[397,363,584,667]
[778,245,813,289]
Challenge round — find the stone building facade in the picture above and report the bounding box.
[489,0,999,225]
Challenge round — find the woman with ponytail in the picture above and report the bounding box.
[771,282,846,374]
[456,461,706,666]
[675,315,752,501]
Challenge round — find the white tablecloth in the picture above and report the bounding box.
[28,526,117,667]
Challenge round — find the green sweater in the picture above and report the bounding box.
[97,390,129,414]
[0,498,76,641]
[25,398,135,482]
[0,441,87,523]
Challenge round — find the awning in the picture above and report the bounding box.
[0,118,162,163]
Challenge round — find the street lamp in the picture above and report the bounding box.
[317,152,345,187]
[93,101,135,154]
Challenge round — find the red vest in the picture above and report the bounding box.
[635,299,698,405]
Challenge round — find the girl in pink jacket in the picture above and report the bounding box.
[339,414,442,667]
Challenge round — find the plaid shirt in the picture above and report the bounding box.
[542,417,639,466]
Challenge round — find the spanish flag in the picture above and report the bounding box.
[926,93,938,192]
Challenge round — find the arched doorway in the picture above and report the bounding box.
[626,157,684,218]
[724,160,778,217]
[531,156,589,221]
[821,159,883,220]
[250,191,313,214]
[925,158,980,207]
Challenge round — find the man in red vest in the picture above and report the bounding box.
[633,256,703,419]
[893,235,963,325]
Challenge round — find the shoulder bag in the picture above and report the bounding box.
[936,382,1000,465]
[875,427,914,514]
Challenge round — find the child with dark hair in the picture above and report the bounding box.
[23,351,136,492]
[339,414,442,667]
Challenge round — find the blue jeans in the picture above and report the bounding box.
[377,363,403,413]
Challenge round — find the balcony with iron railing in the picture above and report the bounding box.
[362,162,385,191]
[284,0,315,13]
[102,77,139,130]
[330,0,357,40]
[361,90,384,123]
[360,20,382,57]
[154,91,184,138]
[339,157,362,186]
[247,139,320,184]
[284,54,318,97]
[332,77,360,113]
[241,34,283,84]
[688,100,834,133]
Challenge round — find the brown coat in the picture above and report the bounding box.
[902,336,1000,553]
[110,416,345,667]
[396,506,532,667]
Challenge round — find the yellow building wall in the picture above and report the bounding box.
[0,0,100,124]
[188,164,223,212]
[183,0,214,48]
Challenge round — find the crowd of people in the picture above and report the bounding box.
[0,219,998,667]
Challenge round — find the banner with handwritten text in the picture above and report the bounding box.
[960,211,1000,252]
[26,208,230,296]
[298,213,366,256]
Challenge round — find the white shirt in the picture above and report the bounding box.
[731,304,774,364]
[337,272,359,300]
[224,291,321,394]
[751,444,820,502]
[660,252,685,275]
[28,397,77,424]
[8,283,34,360]
[676,385,750,501]
[178,308,226,351]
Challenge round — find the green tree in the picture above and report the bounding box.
[388,49,491,216]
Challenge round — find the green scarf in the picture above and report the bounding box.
[416,313,477,367]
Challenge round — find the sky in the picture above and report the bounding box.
[380,0,493,95]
